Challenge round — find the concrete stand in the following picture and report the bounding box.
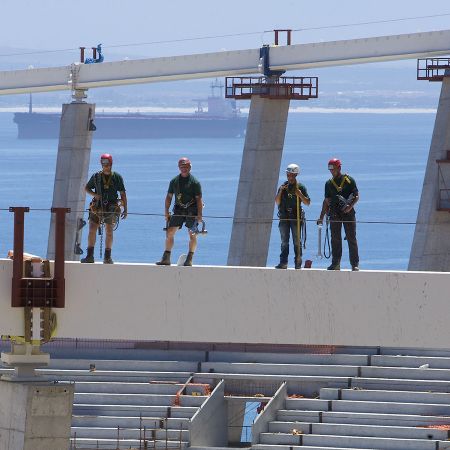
[47,101,95,261]
[0,381,74,450]
[227,96,290,266]
[409,77,450,271]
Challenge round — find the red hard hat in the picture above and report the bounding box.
[178,157,191,167]
[328,158,341,169]
[100,153,113,165]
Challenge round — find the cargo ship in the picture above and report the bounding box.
[13,82,247,139]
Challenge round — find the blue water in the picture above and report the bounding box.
[0,111,433,269]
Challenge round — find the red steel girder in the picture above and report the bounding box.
[417,58,450,81]
[225,76,318,100]
[10,207,69,308]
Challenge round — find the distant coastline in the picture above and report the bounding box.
[0,106,437,114]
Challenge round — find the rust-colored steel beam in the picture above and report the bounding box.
[417,58,450,81]
[9,207,69,308]
[274,29,292,46]
[225,76,318,100]
[52,207,70,308]
[10,207,29,307]
[79,47,85,63]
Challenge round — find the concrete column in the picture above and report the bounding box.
[227,96,290,266]
[0,381,74,450]
[409,77,450,271]
[227,400,246,445]
[47,101,95,261]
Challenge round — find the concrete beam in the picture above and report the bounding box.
[1,260,450,348]
[1,30,450,95]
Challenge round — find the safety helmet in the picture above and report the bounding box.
[286,163,300,175]
[328,158,341,170]
[178,157,191,168]
[100,153,113,166]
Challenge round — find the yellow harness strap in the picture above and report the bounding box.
[330,174,351,192]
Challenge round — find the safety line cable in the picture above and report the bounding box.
[0,207,423,225]
[1,12,450,58]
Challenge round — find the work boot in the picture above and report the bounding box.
[327,262,340,270]
[352,266,360,271]
[156,250,171,266]
[184,252,194,266]
[295,258,302,270]
[81,247,94,263]
[275,262,288,269]
[103,248,114,264]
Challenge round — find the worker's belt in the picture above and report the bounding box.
[278,207,302,218]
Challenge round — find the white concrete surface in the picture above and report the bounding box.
[1,259,450,348]
[1,30,450,95]
[0,381,74,450]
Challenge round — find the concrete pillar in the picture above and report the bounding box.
[47,101,95,261]
[227,96,290,266]
[0,381,74,450]
[409,76,450,271]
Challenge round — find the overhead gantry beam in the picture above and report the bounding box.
[1,29,450,95]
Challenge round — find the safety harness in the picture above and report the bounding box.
[90,171,121,258]
[174,175,196,209]
[278,184,307,249]
[330,174,352,193]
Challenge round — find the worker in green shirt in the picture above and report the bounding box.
[275,163,310,269]
[81,153,127,264]
[317,158,359,271]
[156,157,203,267]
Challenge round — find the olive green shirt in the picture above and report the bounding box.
[168,174,202,206]
[325,174,358,210]
[278,182,309,218]
[86,171,125,203]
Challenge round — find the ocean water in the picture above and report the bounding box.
[0,111,434,270]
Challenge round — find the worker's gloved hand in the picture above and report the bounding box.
[316,218,323,226]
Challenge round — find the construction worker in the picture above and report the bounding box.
[275,163,310,269]
[317,158,359,271]
[81,153,127,264]
[156,157,203,267]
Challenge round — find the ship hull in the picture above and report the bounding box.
[13,112,247,139]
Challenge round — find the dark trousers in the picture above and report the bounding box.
[278,218,302,264]
[330,210,359,266]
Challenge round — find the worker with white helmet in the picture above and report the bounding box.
[275,163,310,269]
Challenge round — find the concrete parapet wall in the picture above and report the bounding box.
[1,259,450,348]
[189,380,227,447]
[252,382,286,445]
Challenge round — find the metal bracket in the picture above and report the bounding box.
[69,63,88,101]
[10,207,69,308]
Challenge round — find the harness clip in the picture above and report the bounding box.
[189,220,208,235]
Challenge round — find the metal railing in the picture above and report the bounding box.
[417,58,450,81]
[70,417,186,450]
[225,76,318,100]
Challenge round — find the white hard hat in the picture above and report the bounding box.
[286,163,299,174]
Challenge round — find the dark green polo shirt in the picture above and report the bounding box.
[278,182,309,217]
[86,171,125,203]
[325,174,358,209]
[168,174,202,206]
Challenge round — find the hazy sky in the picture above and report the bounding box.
[1,0,450,60]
